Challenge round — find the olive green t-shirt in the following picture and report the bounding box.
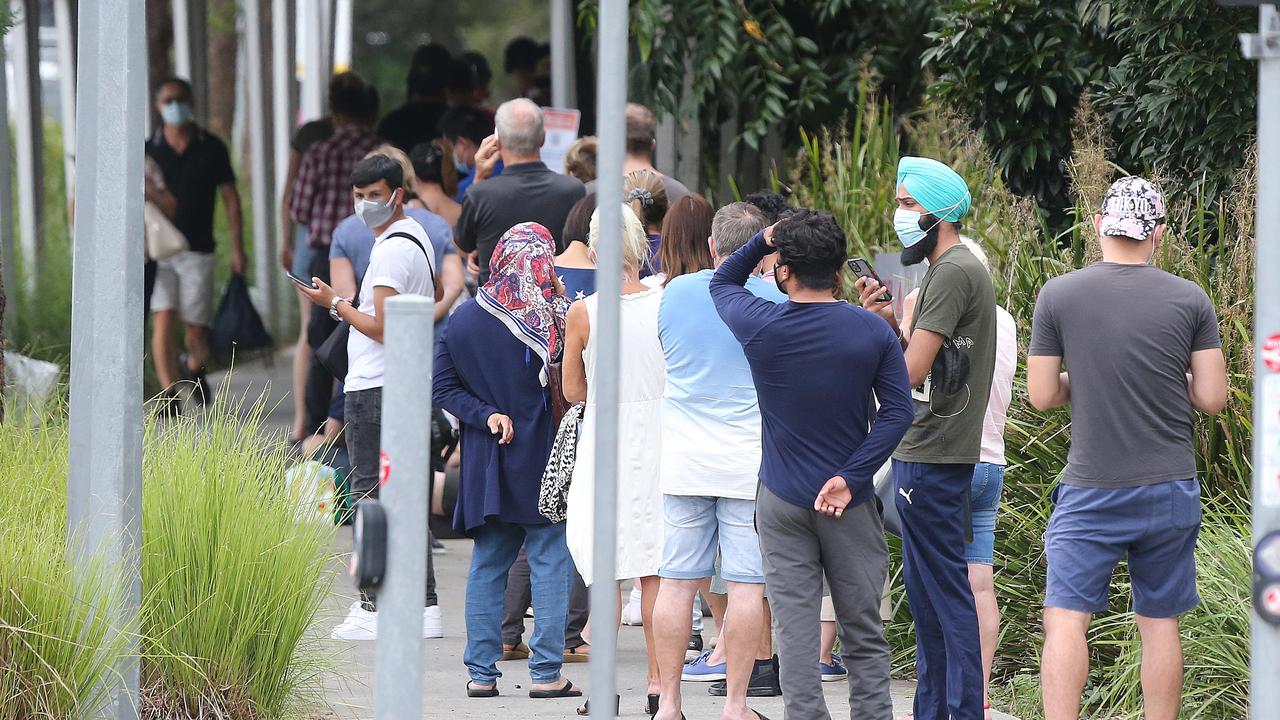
[893,244,997,464]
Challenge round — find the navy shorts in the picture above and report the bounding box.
[1045,478,1201,618]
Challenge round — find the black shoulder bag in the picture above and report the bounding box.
[315,231,439,380]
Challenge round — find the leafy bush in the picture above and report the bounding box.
[793,85,1254,719]
[0,397,335,719]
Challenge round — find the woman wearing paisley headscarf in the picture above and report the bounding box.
[433,221,582,701]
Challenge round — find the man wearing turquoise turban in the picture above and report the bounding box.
[892,156,973,266]
[856,156,995,720]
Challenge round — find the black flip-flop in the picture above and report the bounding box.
[529,678,583,699]
[751,710,772,720]
[466,681,499,698]
[576,694,620,716]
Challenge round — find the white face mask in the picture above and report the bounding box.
[355,189,398,229]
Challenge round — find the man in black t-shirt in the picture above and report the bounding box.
[376,43,451,153]
[145,77,245,411]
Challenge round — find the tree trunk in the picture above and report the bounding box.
[205,0,237,141]
[146,0,173,94]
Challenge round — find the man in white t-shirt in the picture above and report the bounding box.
[650,202,782,720]
[298,154,438,640]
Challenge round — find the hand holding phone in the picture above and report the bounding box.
[846,258,892,303]
[286,271,318,290]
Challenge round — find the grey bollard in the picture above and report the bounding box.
[375,294,435,720]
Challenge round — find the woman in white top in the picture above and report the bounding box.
[902,238,1016,720]
[562,203,666,712]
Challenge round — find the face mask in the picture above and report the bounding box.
[453,149,471,175]
[893,208,936,248]
[355,189,398,229]
[160,101,194,126]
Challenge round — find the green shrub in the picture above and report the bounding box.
[0,420,127,719]
[0,397,335,718]
[792,83,1253,718]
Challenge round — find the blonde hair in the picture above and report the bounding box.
[589,204,650,273]
[365,144,415,194]
[564,136,598,182]
[623,168,668,232]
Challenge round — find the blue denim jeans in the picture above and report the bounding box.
[465,519,572,684]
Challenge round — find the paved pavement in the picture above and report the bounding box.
[214,351,1019,720]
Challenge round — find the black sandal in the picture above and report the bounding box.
[466,681,499,698]
[576,694,620,716]
[646,693,660,715]
[529,678,583,699]
[751,710,772,720]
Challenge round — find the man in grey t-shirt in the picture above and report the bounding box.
[1027,177,1227,720]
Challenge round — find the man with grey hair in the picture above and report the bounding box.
[650,202,782,720]
[455,98,585,284]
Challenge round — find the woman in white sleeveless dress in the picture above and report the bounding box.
[562,203,666,711]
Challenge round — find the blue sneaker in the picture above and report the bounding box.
[820,654,847,682]
[681,650,727,682]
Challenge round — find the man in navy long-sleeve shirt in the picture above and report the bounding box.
[711,209,912,720]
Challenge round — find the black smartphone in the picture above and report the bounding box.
[285,271,317,290]
[846,258,892,303]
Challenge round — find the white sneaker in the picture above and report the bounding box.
[331,602,378,640]
[423,605,444,639]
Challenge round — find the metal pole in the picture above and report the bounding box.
[272,0,296,323]
[550,0,577,108]
[11,0,45,291]
[374,294,435,720]
[172,0,192,79]
[67,1,146,718]
[0,17,15,330]
[320,0,335,79]
[54,0,78,211]
[591,2,627,718]
[333,0,352,73]
[300,0,324,120]
[243,0,276,326]
[1246,6,1280,718]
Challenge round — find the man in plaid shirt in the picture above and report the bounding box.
[290,72,383,253]
[290,71,382,434]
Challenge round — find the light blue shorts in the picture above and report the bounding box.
[964,462,1005,564]
[660,495,764,584]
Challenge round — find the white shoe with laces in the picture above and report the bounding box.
[331,602,378,640]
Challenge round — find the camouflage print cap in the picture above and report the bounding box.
[1099,176,1166,241]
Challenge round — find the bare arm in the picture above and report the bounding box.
[1187,348,1228,414]
[280,149,302,269]
[902,327,945,388]
[561,301,589,403]
[330,257,358,300]
[220,183,247,274]
[1027,355,1071,410]
[434,253,465,323]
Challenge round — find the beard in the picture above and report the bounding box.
[900,229,939,266]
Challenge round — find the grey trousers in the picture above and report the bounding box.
[502,546,590,648]
[756,483,893,720]
[346,387,437,609]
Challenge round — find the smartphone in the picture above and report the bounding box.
[285,271,317,290]
[846,258,893,303]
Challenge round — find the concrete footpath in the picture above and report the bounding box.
[214,351,1019,720]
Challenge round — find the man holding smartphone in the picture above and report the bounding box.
[857,156,994,720]
[296,154,438,641]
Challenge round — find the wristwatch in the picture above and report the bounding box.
[329,296,348,322]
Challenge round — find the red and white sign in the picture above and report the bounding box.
[379,451,391,487]
[539,108,582,175]
[1264,333,1280,373]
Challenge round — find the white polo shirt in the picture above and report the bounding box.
[344,217,435,393]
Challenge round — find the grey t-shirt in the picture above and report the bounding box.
[585,172,690,204]
[1028,262,1221,488]
[894,244,997,465]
